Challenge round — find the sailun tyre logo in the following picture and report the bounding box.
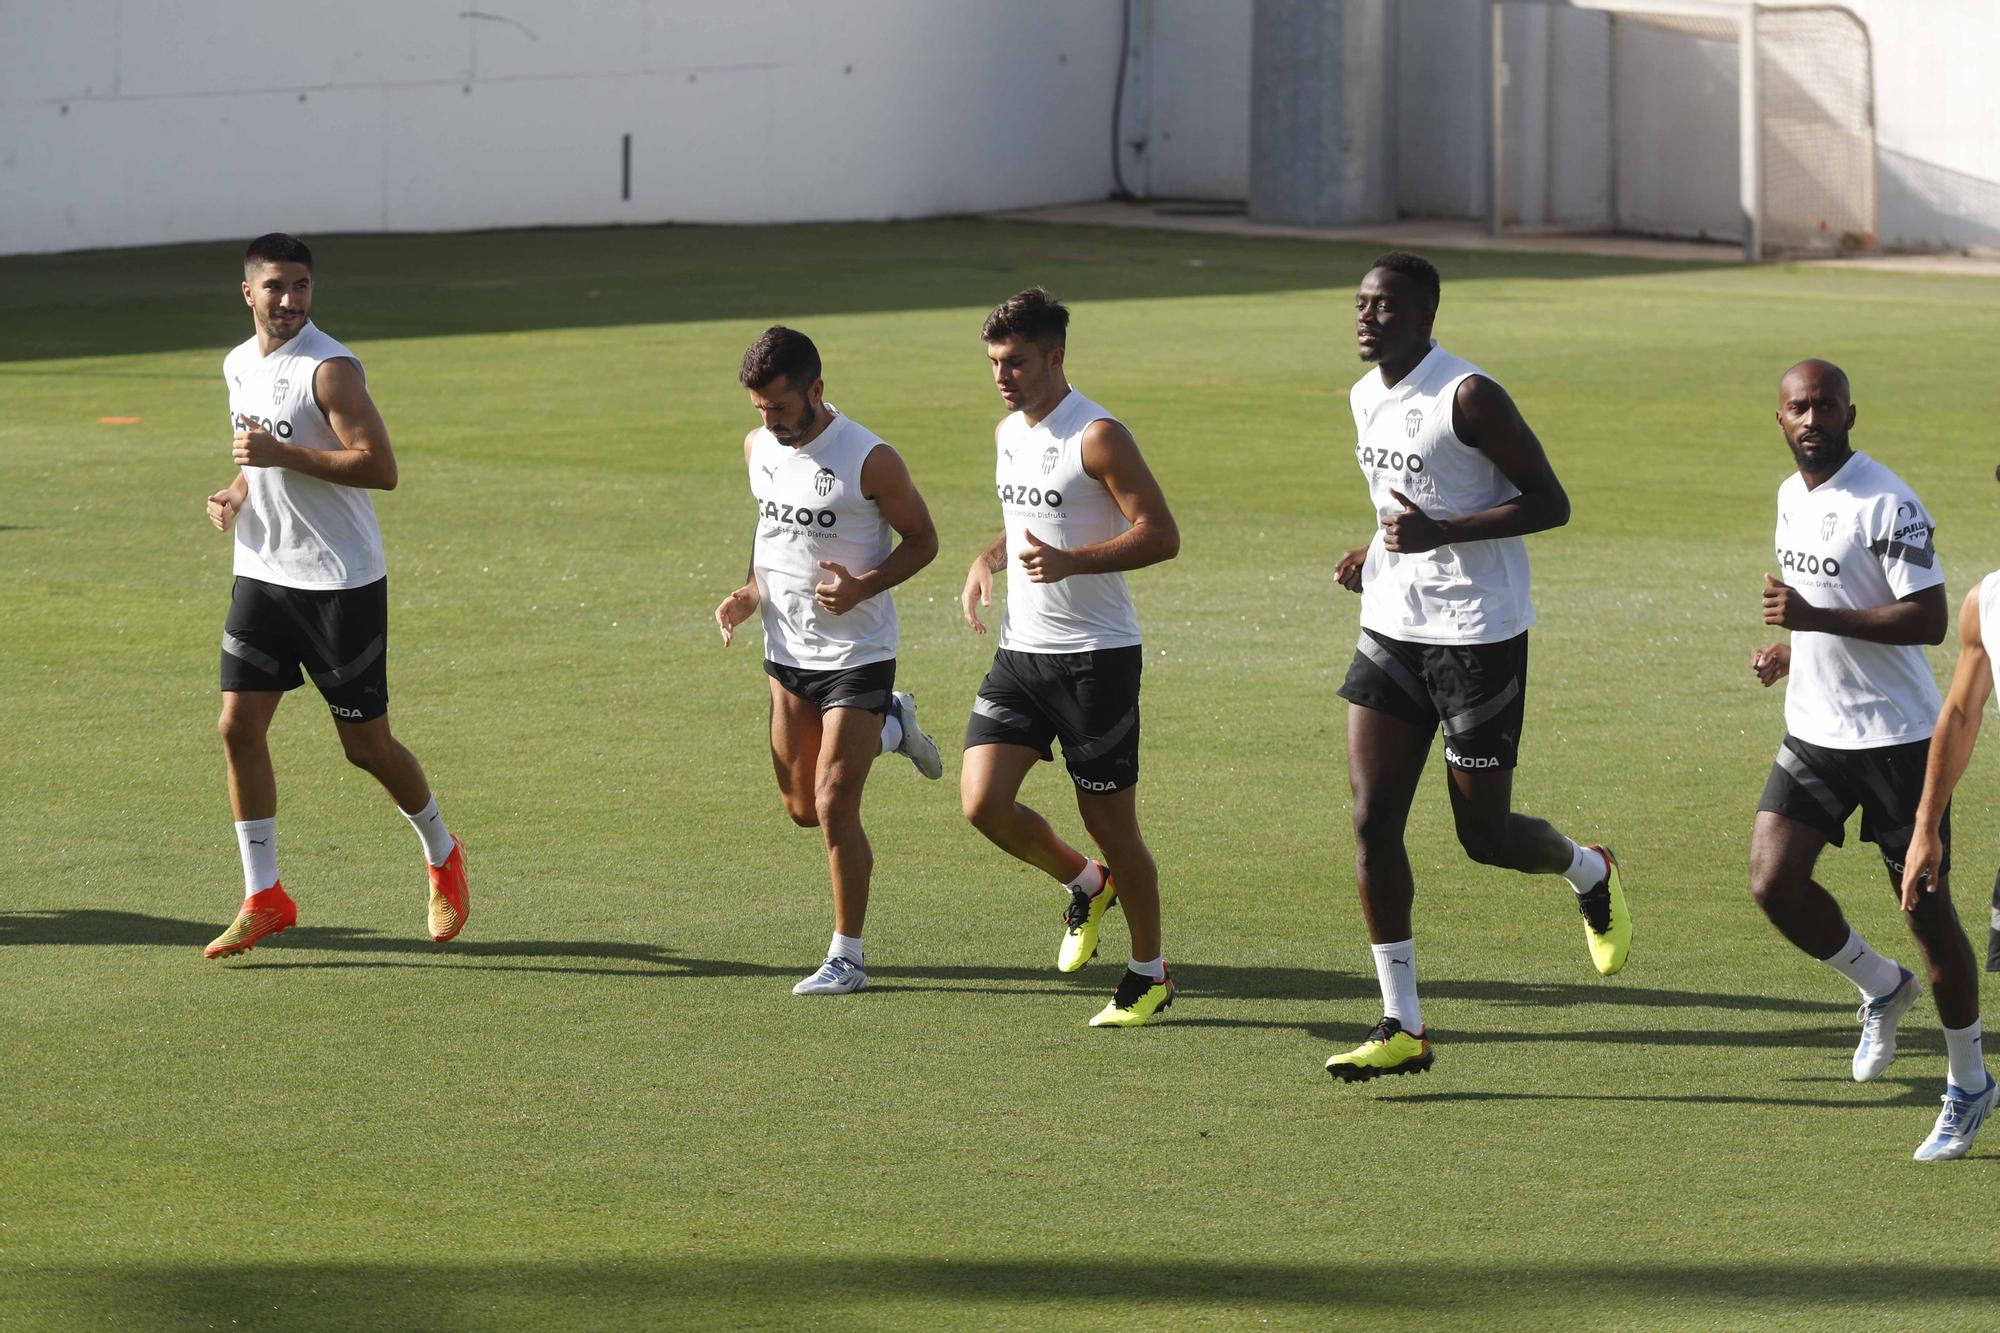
[1042,446,1059,475]
[1405,408,1423,439]
[814,467,835,498]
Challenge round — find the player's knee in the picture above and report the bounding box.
[1747,862,1794,914]
[217,707,262,755]
[962,788,1006,834]
[1350,797,1405,859]
[1454,820,1511,867]
[783,800,818,829]
[338,729,392,773]
[813,775,862,828]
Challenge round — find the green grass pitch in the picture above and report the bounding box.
[3,221,1999,1329]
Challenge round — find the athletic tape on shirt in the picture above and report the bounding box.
[972,695,1037,731]
[1355,633,1427,706]
[825,689,887,712]
[221,631,284,677]
[1066,707,1137,761]
[1443,677,1521,736]
[309,633,385,688]
[1776,744,1846,819]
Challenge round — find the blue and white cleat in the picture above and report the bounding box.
[792,955,869,996]
[1914,1074,1998,1161]
[1853,966,1919,1083]
[890,691,943,780]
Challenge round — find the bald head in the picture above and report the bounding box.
[1780,359,1849,404]
[1776,359,1856,480]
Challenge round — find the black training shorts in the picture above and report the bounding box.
[1758,733,1949,875]
[765,658,896,715]
[220,575,390,722]
[1338,628,1528,771]
[964,645,1141,794]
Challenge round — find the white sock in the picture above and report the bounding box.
[879,713,904,755]
[1822,926,1903,1001]
[1943,1020,1988,1092]
[234,818,278,897]
[1062,858,1106,898]
[1130,954,1166,981]
[1560,840,1607,894]
[830,932,863,965]
[401,795,454,868]
[1371,939,1422,1032]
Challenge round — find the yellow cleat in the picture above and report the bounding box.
[1056,864,1116,973]
[1577,844,1630,976]
[1326,1017,1433,1082]
[1088,967,1173,1027]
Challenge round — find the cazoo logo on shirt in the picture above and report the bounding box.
[758,499,837,530]
[1779,548,1840,577]
[1357,443,1424,475]
[998,483,1063,509]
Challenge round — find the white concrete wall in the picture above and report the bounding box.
[0,0,1130,254]
[1122,0,1252,200]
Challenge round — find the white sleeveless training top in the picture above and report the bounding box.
[995,388,1143,654]
[749,408,898,670]
[223,321,386,590]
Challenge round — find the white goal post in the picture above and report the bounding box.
[1486,0,1877,260]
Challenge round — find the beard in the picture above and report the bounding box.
[1787,427,1851,473]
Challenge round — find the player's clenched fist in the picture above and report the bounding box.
[232,416,285,468]
[1750,642,1790,687]
[1334,545,1368,593]
[206,489,242,532]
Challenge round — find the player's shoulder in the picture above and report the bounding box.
[1843,452,1928,513]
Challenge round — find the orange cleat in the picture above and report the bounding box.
[204,883,298,958]
[427,835,469,943]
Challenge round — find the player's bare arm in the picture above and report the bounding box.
[1017,419,1179,584]
[232,358,398,490]
[1901,587,1991,908]
[206,470,249,531]
[1762,576,1948,645]
[962,531,1006,633]
[716,429,763,645]
[814,444,938,615]
[1381,376,1570,555]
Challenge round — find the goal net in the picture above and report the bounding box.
[1487,1,1877,258]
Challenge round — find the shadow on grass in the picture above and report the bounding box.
[0,219,1721,364]
[1376,1077,1953,1112]
[4,1256,1996,1326]
[7,908,1864,1021]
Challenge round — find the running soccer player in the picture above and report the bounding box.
[959,288,1180,1028]
[1903,571,2000,975]
[202,233,468,957]
[714,326,942,996]
[1325,252,1628,1083]
[1750,358,1993,1161]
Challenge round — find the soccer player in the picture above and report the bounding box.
[714,326,942,995]
[1749,358,1993,1161]
[202,233,468,957]
[958,288,1181,1028]
[1325,252,1628,1082]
